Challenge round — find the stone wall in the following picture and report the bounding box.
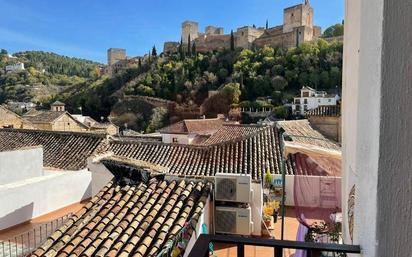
[308,116,341,142]
[0,107,34,129]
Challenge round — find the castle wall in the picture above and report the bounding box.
[283,4,313,33]
[182,21,199,42]
[254,30,296,48]
[195,34,231,52]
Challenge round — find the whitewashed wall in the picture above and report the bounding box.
[0,170,91,230]
[0,147,43,184]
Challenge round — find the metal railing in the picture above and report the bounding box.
[187,234,361,257]
[0,213,72,257]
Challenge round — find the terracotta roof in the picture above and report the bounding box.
[202,124,266,145]
[23,111,66,123]
[306,105,341,117]
[30,173,211,257]
[110,124,295,179]
[0,129,105,170]
[158,118,225,135]
[277,120,340,150]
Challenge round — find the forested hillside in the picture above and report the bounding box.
[58,38,343,131]
[0,50,100,103]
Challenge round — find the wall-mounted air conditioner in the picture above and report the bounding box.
[215,206,253,235]
[215,173,251,203]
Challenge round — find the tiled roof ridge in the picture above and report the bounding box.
[113,124,275,149]
[0,128,106,138]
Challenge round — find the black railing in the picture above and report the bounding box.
[0,213,71,257]
[187,234,361,257]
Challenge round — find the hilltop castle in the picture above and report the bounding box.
[164,0,321,53]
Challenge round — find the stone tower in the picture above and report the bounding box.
[282,0,313,33]
[107,48,126,66]
[181,21,199,43]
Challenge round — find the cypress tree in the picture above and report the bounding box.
[138,58,142,68]
[192,42,196,56]
[266,19,269,29]
[230,30,235,51]
[187,34,191,56]
[179,38,184,60]
[152,45,157,57]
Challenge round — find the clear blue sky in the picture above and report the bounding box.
[0,0,343,63]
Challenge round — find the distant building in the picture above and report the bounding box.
[0,105,34,129]
[107,48,127,77]
[164,0,321,53]
[5,62,25,73]
[23,101,89,132]
[158,115,228,144]
[72,114,119,135]
[291,86,340,115]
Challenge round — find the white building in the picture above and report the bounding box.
[5,62,25,73]
[291,86,340,115]
[0,146,91,230]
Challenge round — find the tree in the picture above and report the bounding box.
[222,82,241,104]
[323,24,344,38]
[271,76,288,91]
[187,34,191,56]
[138,58,142,68]
[230,30,235,51]
[146,107,168,133]
[266,19,269,29]
[192,42,196,56]
[179,38,184,60]
[152,45,157,57]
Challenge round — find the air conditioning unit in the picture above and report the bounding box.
[215,206,253,235]
[215,173,251,203]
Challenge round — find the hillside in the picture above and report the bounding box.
[57,38,343,132]
[0,50,101,103]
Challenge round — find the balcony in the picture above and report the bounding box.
[187,234,361,257]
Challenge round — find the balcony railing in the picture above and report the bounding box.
[0,213,71,257]
[187,234,361,257]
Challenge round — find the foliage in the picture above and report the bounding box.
[222,82,241,104]
[145,107,169,133]
[323,24,344,38]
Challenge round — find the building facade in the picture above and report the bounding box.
[291,86,340,115]
[5,62,25,73]
[164,0,321,53]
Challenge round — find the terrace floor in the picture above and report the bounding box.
[213,207,300,257]
[0,200,87,240]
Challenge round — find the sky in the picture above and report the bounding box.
[0,0,343,63]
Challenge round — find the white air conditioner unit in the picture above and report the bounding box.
[215,173,251,203]
[215,206,253,235]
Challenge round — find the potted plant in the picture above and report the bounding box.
[263,214,272,228]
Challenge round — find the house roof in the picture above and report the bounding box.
[30,171,211,257]
[277,119,340,150]
[158,118,225,135]
[202,124,266,145]
[23,111,66,123]
[0,129,105,170]
[306,105,341,117]
[110,124,295,180]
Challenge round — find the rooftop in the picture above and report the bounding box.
[158,117,226,135]
[30,169,211,257]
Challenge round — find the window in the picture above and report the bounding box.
[318,99,321,103]
[302,92,309,97]
[295,99,300,104]
[172,138,178,143]
[67,123,70,125]
[304,105,308,111]
[304,99,308,104]
[328,99,332,102]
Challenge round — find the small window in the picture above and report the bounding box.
[328,99,332,102]
[242,32,244,36]
[291,13,294,17]
[304,99,308,104]
[318,99,321,103]
[172,138,178,143]
[67,123,70,125]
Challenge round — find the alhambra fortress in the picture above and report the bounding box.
[164,0,321,53]
[106,0,331,76]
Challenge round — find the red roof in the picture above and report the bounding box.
[158,118,225,135]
